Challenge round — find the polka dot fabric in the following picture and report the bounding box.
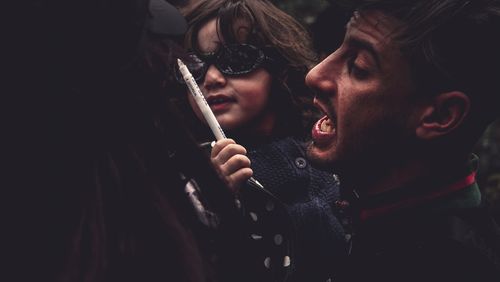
[238,179,295,282]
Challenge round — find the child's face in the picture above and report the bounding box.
[187,18,276,136]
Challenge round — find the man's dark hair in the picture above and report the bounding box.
[336,0,500,127]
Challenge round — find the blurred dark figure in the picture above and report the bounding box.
[309,2,351,60]
[9,0,247,281]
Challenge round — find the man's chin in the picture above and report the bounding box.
[306,142,340,172]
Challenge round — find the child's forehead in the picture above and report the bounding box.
[195,18,222,52]
[230,19,253,42]
[196,18,253,52]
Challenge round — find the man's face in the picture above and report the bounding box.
[306,10,419,175]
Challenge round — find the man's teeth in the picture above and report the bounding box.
[320,117,334,132]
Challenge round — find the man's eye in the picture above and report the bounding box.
[348,56,370,80]
[352,65,370,80]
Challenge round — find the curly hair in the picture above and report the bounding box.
[177,0,320,141]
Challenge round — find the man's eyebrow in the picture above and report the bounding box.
[348,38,381,69]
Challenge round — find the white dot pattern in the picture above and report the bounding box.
[250,212,258,222]
[251,234,263,240]
[265,201,274,211]
[264,257,271,269]
[274,234,283,245]
[235,198,242,209]
[283,256,291,267]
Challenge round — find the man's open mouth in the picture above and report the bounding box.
[311,113,337,147]
[319,115,335,133]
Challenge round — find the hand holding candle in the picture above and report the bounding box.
[177,58,264,190]
[177,59,226,141]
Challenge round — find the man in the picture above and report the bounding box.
[306,0,500,281]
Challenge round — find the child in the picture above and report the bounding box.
[175,0,347,281]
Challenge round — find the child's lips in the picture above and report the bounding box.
[206,94,235,105]
[206,95,236,111]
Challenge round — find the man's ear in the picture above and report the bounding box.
[415,91,470,140]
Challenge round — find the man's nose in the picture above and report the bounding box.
[203,64,227,91]
[305,54,339,97]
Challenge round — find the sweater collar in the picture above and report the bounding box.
[356,155,480,222]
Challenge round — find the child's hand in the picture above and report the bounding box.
[211,139,253,193]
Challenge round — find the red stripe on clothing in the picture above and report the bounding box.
[360,172,476,221]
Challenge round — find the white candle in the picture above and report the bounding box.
[177,58,226,141]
